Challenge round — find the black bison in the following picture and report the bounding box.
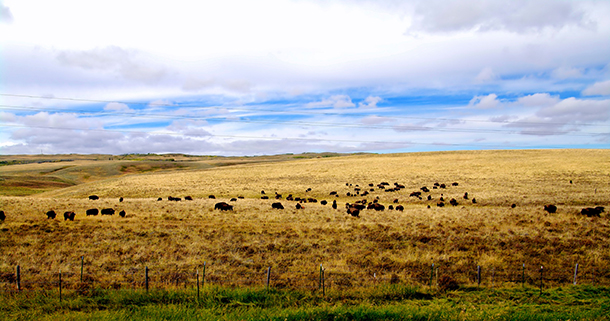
[396,205,404,211]
[452,182,459,186]
[321,200,327,205]
[437,202,445,207]
[185,196,193,201]
[463,192,468,200]
[543,205,557,214]
[371,203,385,211]
[101,208,115,215]
[410,191,422,197]
[581,207,604,217]
[0,210,5,221]
[261,196,269,200]
[63,211,75,221]
[440,184,446,189]
[271,202,284,210]
[421,186,430,193]
[449,198,458,206]
[296,203,303,209]
[119,197,124,202]
[332,200,337,210]
[230,198,237,202]
[157,197,163,201]
[214,202,234,211]
[119,210,126,218]
[168,196,181,201]
[511,204,517,208]
[329,191,337,195]
[208,195,215,199]
[86,208,99,216]
[46,210,57,219]
[472,198,477,204]
[427,195,432,201]
[89,195,99,200]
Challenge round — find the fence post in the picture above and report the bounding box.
[322,267,325,296]
[573,263,579,285]
[59,270,62,303]
[429,263,434,287]
[319,264,323,291]
[145,266,149,292]
[522,263,525,287]
[266,266,271,291]
[81,256,84,283]
[539,266,543,296]
[196,269,200,300]
[16,265,21,292]
[477,265,481,287]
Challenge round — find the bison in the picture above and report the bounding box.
[332,200,337,210]
[452,182,459,186]
[46,210,57,219]
[101,208,115,215]
[214,202,234,211]
[321,200,328,205]
[581,207,604,217]
[208,195,215,199]
[437,202,445,207]
[543,205,557,214]
[421,186,430,193]
[0,210,5,221]
[63,211,76,221]
[449,198,458,206]
[86,208,99,216]
[230,198,237,202]
[157,197,163,201]
[119,197,124,202]
[396,205,404,211]
[185,196,193,201]
[296,203,303,209]
[463,192,469,200]
[347,206,360,217]
[119,210,126,218]
[89,195,99,200]
[261,196,269,200]
[271,202,284,209]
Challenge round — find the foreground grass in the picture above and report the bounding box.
[1,285,609,320]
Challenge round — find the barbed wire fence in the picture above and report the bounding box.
[1,259,608,299]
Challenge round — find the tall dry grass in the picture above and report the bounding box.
[0,150,608,290]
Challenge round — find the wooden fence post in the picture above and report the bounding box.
[16,265,20,292]
[59,270,62,303]
[477,265,481,287]
[539,266,544,296]
[429,263,434,287]
[202,262,206,287]
[196,269,200,300]
[81,256,84,283]
[522,263,525,287]
[573,263,579,285]
[319,264,323,291]
[145,266,149,292]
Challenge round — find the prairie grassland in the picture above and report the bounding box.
[0,149,609,291]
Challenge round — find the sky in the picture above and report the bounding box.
[0,0,609,156]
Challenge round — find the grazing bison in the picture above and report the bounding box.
[421,187,430,193]
[157,197,163,201]
[347,206,360,217]
[185,196,193,201]
[208,195,215,199]
[101,208,115,215]
[372,203,385,211]
[89,195,99,200]
[296,203,303,209]
[329,191,337,195]
[437,202,445,207]
[581,207,604,217]
[440,184,446,189]
[463,192,468,200]
[46,210,57,219]
[452,182,459,186]
[63,211,76,221]
[119,197,124,202]
[272,202,284,209]
[214,202,234,211]
[511,204,517,208]
[449,198,458,206]
[321,200,327,205]
[543,205,557,214]
[86,208,99,216]
[472,198,477,204]
[261,196,269,200]
[230,198,237,202]
[0,210,5,221]
[119,210,126,218]
[410,191,422,197]
[332,200,337,210]
[168,196,181,201]
[427,195,432,201]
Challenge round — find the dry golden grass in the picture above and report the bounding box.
[0,149,609,290]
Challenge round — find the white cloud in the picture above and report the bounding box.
[307,95,355,109]
[361,115,393,125]
[1,4,13,24]
[410,0,592,34]
[551,66,584,79]
[475,67,498,83]
[469,93,500,109]
[358,96,382,108]
[515,93,560,108]
[582,80,610,96]
[104,102,132,112]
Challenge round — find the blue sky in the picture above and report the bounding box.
[0,0,609,155]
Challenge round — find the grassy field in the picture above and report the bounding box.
[1,149,609,319]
